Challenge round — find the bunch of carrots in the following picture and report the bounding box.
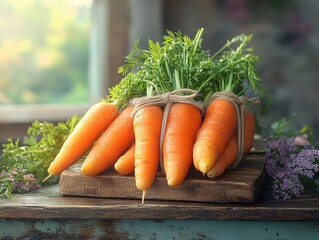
[45,28,267,203]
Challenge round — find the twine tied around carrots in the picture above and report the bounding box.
[131,88,204,173]
[206,91,260,170]
[131,88,204,116]
[130,89,260,174]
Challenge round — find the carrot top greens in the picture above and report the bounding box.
[106,28,267,107]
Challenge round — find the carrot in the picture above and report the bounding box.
[134,105,163,203]
[193,98,237,174]
[163,103,202,187]
[114,143,135,175]
[46,102,119,177]
[207,110,256,179]
[81,105,135,176]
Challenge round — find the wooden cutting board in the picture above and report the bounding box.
[59,136,266,204]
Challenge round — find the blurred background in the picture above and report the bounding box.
[1,0,319,142]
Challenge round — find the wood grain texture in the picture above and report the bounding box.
[59,153,266,204]
[59,136,266,204]
[1,184,319,221]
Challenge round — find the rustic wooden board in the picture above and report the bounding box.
[60,141,266,204]
[2,183,319,221]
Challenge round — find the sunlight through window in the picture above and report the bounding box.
[0,0,92,105]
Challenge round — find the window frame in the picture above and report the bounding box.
[0,0,163,143]
[0,0,110,124]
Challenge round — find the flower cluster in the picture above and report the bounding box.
[265,134,319,200]
[0,168,40,198]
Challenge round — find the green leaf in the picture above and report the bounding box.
[299,175,317,190]
[270,114,314,140]
[0,116,80,197]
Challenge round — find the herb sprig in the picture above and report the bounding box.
[0,116,80,197]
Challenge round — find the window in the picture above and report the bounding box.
[0,0,163,143]
[0,0,104,123]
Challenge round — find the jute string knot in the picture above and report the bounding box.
[130,89,205,174]
[207,91,260,170]
[130,89,204,116]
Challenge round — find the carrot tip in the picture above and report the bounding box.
[207,170,217,179]
[141,190,147,205]
[199,161,213,174]
[167,179,179,187]
[42,174,52,183]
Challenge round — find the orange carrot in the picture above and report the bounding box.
[81,105,135,176]
[207,110,256,179]
[134,105,163,202]
[163,103,202,187]
[114,143,135,176]
[193,98,237,174]
[47,102,119,177]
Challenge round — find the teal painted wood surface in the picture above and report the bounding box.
[1,219,319,239]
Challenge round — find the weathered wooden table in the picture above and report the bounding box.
[1,137,319,239]
[1,184,319,239]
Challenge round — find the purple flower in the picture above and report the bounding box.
[1,168,40,195]
[272,173,304,200]
[294,135,310,147]
[288,149,319,178]
[264,134,319,200]
[13,173,40,193]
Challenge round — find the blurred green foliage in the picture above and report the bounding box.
[0,0,91,105]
